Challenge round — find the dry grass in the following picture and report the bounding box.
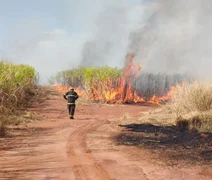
[77,95,94,105]
[164,81,212,132]
[118,107,174,126]
[121,113,132,121]
[0,116,7,137]
[119,81,212,132]
[0,86,48,137]
[139,108,174,125]
[136,82,212,132]
[167,82,212,115]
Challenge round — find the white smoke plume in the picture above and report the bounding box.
[0,0,142,84]
[80,4,134,67]
[130,0,212,79]
[1,0,211,84]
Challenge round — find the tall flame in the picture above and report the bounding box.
[55,54,175,104]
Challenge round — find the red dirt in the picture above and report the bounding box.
[0,87,211,180]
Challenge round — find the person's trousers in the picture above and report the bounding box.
[67,104,76,117]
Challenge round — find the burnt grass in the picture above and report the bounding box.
[115,123,212,164]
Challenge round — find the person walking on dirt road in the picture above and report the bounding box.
[63,88,79,119]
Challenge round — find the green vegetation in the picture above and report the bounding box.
[52,66,190,103]
[54,66,212,131]
[0,61,38,136]
[53,66,123,102]
[54,66,122,86]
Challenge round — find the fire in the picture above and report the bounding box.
[55,54,175,104]
[99,54,145,103]
[148,86,176,104]
[56,85,69,93]
[56,85,85,97]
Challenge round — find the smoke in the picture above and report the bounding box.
[80,4,131,67]
[0,0,142,84]
[2,0,212,84]
[129,0,212,79]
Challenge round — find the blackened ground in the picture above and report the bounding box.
[116,123,212,163]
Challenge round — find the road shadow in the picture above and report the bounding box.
[115,123,212,163]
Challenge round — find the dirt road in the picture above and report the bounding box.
[0,88,211,180]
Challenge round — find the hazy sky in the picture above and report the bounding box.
[1,0,212,83]
[0,0,147,83]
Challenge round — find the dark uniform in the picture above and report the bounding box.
[63,88,79,119]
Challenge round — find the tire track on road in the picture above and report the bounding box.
[67,120,110,180]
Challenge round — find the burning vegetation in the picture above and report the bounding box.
[53,54,192,104]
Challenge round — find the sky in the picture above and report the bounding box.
[0,0,148,83]
[1,0,212,84]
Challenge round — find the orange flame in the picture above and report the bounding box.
[55,85,85,97]
[148,86,176,104]
[54,54,175,104]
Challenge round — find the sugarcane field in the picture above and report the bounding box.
[0,1,212,180]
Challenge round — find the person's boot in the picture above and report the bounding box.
[70,116,74,119]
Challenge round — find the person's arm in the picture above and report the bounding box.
[63,92,68,100]
[75,92,79,100]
